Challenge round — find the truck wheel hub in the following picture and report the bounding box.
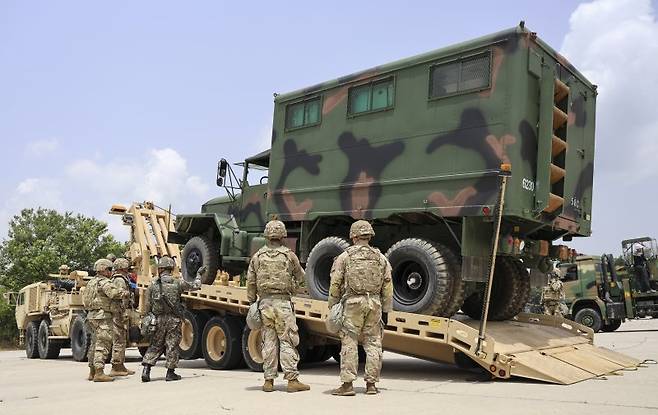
[407,272,423,290]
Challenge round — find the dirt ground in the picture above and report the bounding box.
[1,319,657,415]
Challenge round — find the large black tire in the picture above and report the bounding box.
[574,308,603,333]
[25,320,40,359]
[201,316,244,370]
[37,320,61,359]
[385,238,457,315]
[70,316,90,362]
[306,237,350,300]
[241,326,264,372]
[182,235,220,284]
[601,319,623,332]
[179,309,208,360]
[441,248,465,317]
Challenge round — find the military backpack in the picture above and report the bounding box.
[344,245,386,295]
[256,246,292,294]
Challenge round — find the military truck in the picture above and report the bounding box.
[170,22,595,320]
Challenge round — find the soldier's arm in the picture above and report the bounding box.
[111,276,129,300]
[327,253,346,308]
[380,256,393,313]
[289,252,305,291]
[144,285,153,314]
[246,254,258,303]
[101,279,124,300]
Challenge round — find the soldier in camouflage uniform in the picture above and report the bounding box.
[328,220,393,396]
[58,264,70,277]
[85,258,125,382]
[542,271,568,317]
[109,257,134,377]
[141,256,202,382]
[246,220,310,393]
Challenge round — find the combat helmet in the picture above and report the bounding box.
[59,264,70,273]
[349,220,375,239]
[158,256,176,270]
[113,257,130,271]
[94,258,113,273]
[264,220,287,240]
[106,253,117,262]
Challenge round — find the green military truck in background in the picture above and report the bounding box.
[170,22,597,321]
[559,237,658,332]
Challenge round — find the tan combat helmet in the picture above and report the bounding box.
[59,264,70,275]
[264,220,287,240]
[113,258,130,271]
[157,256,176,270]
[94,258,113,274]
[106,253,117,262]
[349,220,375,239]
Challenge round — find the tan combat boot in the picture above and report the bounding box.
[262,379,274,392]
[332,382,355,396]
[87,366,95,381]
[287,378,310,393]
[110,363,135,376]
[92,367,115,382]
[365,382,379,395]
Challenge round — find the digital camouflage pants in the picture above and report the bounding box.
[544,301,568,317]
[340,295,383,383]
[259,298,300,381]
[87,318,112,370]
[111,313,128,365]
[142,314,182,369]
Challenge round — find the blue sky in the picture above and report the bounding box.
[1,0,657,254]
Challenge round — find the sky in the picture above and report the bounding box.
[1,0,657,255]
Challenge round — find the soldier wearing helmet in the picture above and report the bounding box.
[141,256,203,382]
[106,253,117,262]
[58,264,70,276]
[246,220,310,393]
[633,246,655,293]
[328,220,393,396]
[84,258,126,382]
[107,257,134,377]
[541,270,568,317]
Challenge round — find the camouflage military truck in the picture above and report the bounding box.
[171,22,596,320]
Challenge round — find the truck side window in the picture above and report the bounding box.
[429,51,491,99]
[563,265,578,282]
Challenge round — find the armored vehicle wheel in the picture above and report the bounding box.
[601,319,622,332]
[70,316,90,362]
[306,237,350,300]
[241,326,264,372]
[179,309,208,360]
[25,320,40,359]
[138,346,149,357]
[574,308,603,333]
[182,235,219,285]
[385,238,456,315]
[37,320,61,359]
[202,316,244,370]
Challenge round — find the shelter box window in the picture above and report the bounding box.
[285,97,322,130]
[348,77,395,116]
[429,51,491,99]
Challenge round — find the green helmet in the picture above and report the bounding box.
[94,258,113,272]
[349,220,375,239]
[113,258,130,271]
[264,220,287,240]
[158,256,176,269]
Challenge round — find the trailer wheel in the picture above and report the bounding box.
[202,316,244,370]
[460,257,522,321]
[306,237,350,300]
[179,309,208,360]
[70,316,90,362]
[601,319,622,332]
[441,248,465,317]
[241,326,264,372]
[574,308,603,333]
[385,238,456,315]
[454,351,480,369]
[37,320,61,359]
[25,320,40,359]
[182,235,220,285]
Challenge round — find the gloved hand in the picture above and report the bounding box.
[197,265,208,277]
[382,312,389,326]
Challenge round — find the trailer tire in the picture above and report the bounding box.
[460,257,522,321]
[70,316,90,362]
[202,316,244,370]
[441,249,465,317]
[601,319,622,332]
[182,235,220,285]
[37,320,61,359]
[386,238,455,315]
[454,351,480,369]
[574,308,603,333]
[25,320,40,359]
[179,309,208,360]
[306,237,350,300]
[241,326,264,372]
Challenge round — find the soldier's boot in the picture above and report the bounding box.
[110,363,135,376]
[287,378,310,393]
[92,368,115,382]
[262,379,274,392]
[141,365,151,383]
[165,368,182,382]
[332,382,355,396]
[365,382,379,395]
[87,366,95,381]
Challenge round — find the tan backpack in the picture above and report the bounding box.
[344,245,386,295]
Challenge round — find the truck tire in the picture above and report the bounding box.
[574,308,603,333]
[202,316,244,370]
[37,320,61,359]
[182,235,220,285]
[306,237,350,300]
[441,248,465,317]
[460,257,522,321]
[70,316,90,362]
[601,319,622,332]
[25,320,40,359]
[241,326,264,372]
[179,309,208,360]
[507,258,531,316]
[385,238,455,315]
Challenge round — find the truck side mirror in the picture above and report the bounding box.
[217,159,228,187]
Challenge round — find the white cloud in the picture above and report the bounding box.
[25,138,59,157]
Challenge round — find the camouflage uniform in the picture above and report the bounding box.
[329,220,393,395]
[542,275,568,317]
[109,258,133,374]
[246,220,309,392]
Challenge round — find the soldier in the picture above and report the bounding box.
[141,256,202,382]
[633,247,655,293]
[106,253,117,262]
[328,220,393,396]
[85,258,125,382]
[541,271,568,317]
[58,264,70,277]
[246,220,310,393]
[109,257,134,377]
